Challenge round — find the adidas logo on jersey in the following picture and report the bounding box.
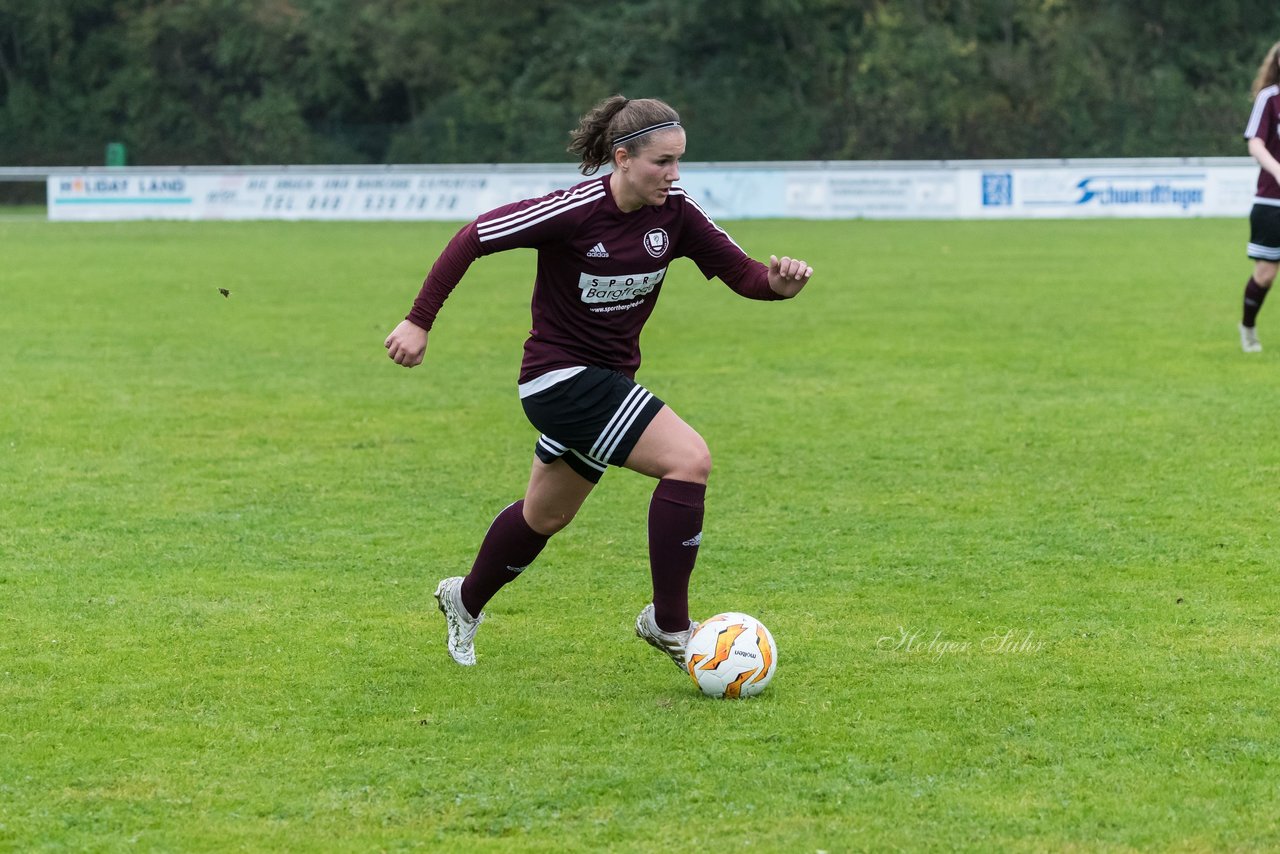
[586,242,609,258]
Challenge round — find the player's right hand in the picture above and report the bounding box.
[384,319,428,367]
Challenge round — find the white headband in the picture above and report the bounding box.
[611,121,682,148]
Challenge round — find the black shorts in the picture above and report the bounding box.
[520,367,666,483]
[1248,204,1280,261]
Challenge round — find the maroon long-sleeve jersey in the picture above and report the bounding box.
[406,172,781,388]
[1246,85,1280,204]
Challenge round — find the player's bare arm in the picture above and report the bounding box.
[767,254,814,298]
[1248,136,1280,185]
[385,319,428,367]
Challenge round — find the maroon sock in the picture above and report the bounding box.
[459,500,549,617]
[648,479,706,632]
[1244,277,1269,327]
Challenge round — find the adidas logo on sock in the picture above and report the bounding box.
[586,242,609,258]
[682,532,702,547]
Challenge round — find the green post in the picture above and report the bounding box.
[105,142,127,167]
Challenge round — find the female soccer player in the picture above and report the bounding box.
[384,95,813,667]
[1240,40,1280,352]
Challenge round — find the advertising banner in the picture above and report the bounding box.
[47,168,585,222]
[47,160,1259,222]
[961,165,1257,219]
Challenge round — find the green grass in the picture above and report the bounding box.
[2,212,1278,851]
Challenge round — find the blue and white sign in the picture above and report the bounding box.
[1018,172,1207,214]
[981,172,1013,207]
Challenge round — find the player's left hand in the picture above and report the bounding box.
[767,255,813,298]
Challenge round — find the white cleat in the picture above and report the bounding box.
[434,576,483,666]
[1240,323,1263,353]
[635,603,698,670]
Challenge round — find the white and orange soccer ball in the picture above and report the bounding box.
[683,612,777,699]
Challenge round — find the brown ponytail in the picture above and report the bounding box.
[1253,41,1280,98]
[568,95,681,175]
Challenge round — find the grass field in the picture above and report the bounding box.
[2,211,1278,852]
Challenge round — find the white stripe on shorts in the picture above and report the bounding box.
[519,366,586,399]
[538,434,607,472]
[591,385,653,463]
[570,449,608,473]
[1249,241,1280,260]
[537,434,568,456]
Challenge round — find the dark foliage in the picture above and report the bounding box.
[1,0,1276,165]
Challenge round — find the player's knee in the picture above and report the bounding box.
[1258,266,1279,288]
[671,439,712,484]
[524,504,577,537]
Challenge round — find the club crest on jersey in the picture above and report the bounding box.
[643,228,669,258]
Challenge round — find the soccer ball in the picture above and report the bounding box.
[683,612,777,699]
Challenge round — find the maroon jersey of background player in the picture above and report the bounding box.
[406,172,782,390]
[1239,43,1280,354]
[1245,83,1280,205]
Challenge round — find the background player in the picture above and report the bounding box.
[1240,40,1280,352]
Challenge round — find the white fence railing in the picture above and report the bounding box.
[4,158,1259,221]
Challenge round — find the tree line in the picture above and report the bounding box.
[2,0,1278,168]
